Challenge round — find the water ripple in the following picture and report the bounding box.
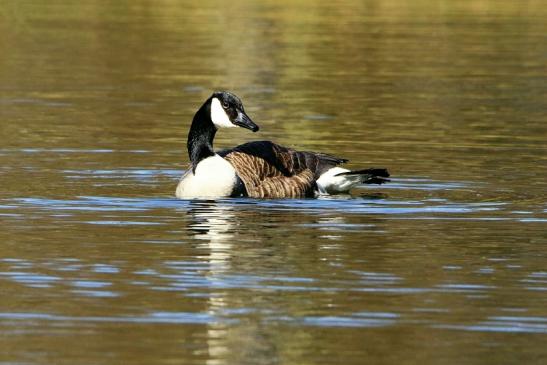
[6,192,524,221]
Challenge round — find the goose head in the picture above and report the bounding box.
[208,91,259,132]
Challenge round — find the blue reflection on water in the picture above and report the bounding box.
[10,194,505,218]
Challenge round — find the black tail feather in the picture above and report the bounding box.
[335,168,390,185]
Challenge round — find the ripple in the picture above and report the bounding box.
[7,176,532,223]
[71,290,119,298]
[92,264,120,274]
[434,316,547,334]
[0,272,60,287]
[85,220,165,226]
[436,284,496,292]
[71,280,112,288]
[294,314,398,328]
[0,312,222,325]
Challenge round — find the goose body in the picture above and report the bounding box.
[176,91,389,199]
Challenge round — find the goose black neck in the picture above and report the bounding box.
[187,99,217,172]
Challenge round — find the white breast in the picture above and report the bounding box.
[176,154,237,199]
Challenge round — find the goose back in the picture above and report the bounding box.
[219,141,348,198]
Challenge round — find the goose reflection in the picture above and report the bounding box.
[186,200,236,362]
[186,200,237,271]
[184,200,279,364]
[187,201,236,240]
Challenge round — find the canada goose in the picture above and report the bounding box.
[176,91,389,199]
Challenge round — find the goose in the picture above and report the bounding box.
[176,91,389,199]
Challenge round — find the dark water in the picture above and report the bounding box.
[1,1,546,364]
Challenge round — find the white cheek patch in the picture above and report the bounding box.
[210,98,235,128]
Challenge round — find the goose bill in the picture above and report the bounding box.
[234,112,259,132]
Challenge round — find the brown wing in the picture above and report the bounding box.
[219,141,347,198]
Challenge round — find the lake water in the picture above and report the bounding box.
[1,1,546,364]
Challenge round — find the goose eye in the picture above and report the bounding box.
[222,102,229,109]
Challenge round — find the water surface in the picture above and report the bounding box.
[1,1,546,364]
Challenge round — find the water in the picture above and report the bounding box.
[1,1,546,364]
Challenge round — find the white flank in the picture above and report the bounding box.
[210,98,235,128]
[176,154,237,198]
[316,167,362,195]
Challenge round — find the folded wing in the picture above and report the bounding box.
[220,141,347,198]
